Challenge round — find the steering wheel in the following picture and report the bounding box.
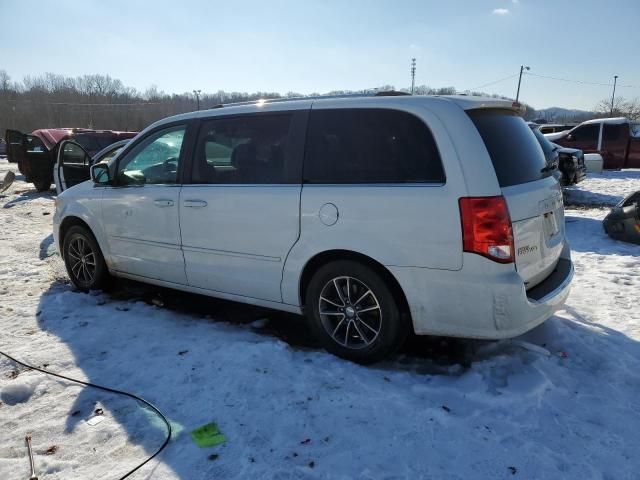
[163,157,178,173]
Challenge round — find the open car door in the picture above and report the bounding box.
[55,140,92,194]
[6,130,54,190]
[5,129,28,168]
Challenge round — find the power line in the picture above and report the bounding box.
[5,99,165,106]
[525,72,639,89]
[466,73,519,92]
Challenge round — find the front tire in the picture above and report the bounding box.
[304,260,408,364]
[63,225,110,291]
[33,181,51,192]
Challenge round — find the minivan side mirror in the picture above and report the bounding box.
[565,134,574,142]
[90,163,111,185]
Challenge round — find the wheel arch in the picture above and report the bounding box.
[58,216,97,259]
[298,249,413,330]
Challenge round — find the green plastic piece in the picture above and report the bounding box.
[191,422,226,448]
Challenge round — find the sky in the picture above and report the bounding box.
[1,0,639,110]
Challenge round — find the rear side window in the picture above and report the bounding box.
[26,135,47,153]
[571,124,599,143]
[192,114,296,184]
[468,109,549,188]
[304,109,445,184]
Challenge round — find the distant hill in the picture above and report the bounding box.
[535,107,597,123]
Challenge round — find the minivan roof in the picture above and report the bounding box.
[147,94,522,133]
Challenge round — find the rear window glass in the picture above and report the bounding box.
[530,125,555,154]
[74,135,118,152]
[304,108,445,184]
[468,110,550,188]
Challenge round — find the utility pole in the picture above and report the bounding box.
[515,65,530,103]
[610,75,618,116]
[193,89,202,111]
[410,58,416,94]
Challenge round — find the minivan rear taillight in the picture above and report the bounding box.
[459,196,514,263]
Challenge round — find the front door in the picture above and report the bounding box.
[55,140,92,194]
[101,124,189,284]
[566,123,600,154]
[601,123,628,169]
[180,110,307,302]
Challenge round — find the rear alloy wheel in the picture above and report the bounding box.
[63,225,110,291]
[305,260,408,364]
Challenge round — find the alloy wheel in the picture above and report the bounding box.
[318,276,382,349]
[67,236,97,286]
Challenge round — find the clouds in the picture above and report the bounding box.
[493,0,519,15]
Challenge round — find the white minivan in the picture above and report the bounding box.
[53,94,573,363]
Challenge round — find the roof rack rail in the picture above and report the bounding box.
[208,90,412,109]
[374,90,411,96]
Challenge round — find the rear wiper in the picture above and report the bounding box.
[540,164,557,173]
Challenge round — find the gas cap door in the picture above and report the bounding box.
[319,203,339,226]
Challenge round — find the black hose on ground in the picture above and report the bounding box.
[0,349,172,479]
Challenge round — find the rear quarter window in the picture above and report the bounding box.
[468,109,550,188]
[304,108,445,184]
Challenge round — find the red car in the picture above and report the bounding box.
[5,128,137,191]
[545,118,640,169]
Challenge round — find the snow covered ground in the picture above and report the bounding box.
[1,162,639,480]
[563,169,640,207]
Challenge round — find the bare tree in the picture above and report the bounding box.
[0,71,542,135]
[594,96,640,120]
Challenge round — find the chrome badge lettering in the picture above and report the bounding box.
[518,245,538,256]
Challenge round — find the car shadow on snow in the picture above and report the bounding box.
[565,213,639,255]
[39,233,56,260]
[30,278,479,478]
[563,189,622,208]
[31,270,640,478]
[2,188,54,209]
[97,277,480,366]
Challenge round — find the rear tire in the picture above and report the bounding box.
[63,225,111,291]
[33,181,51,192]
[304,260,408,364]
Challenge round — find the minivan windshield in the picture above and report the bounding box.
[468,109,551,188]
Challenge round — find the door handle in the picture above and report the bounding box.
[183,200,208,208]
[154,199,175,207]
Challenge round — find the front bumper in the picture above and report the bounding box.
[389,244,573,339]
[574,165,587,184]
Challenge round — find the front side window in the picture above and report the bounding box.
[304,109,445,184]
[26,135,47,153]
[192,114,294,184]
[117,126,185,185]
[61,142,91,165]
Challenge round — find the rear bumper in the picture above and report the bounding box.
[389,243,573,339]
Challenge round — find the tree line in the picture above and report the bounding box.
[1,70,542,135]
